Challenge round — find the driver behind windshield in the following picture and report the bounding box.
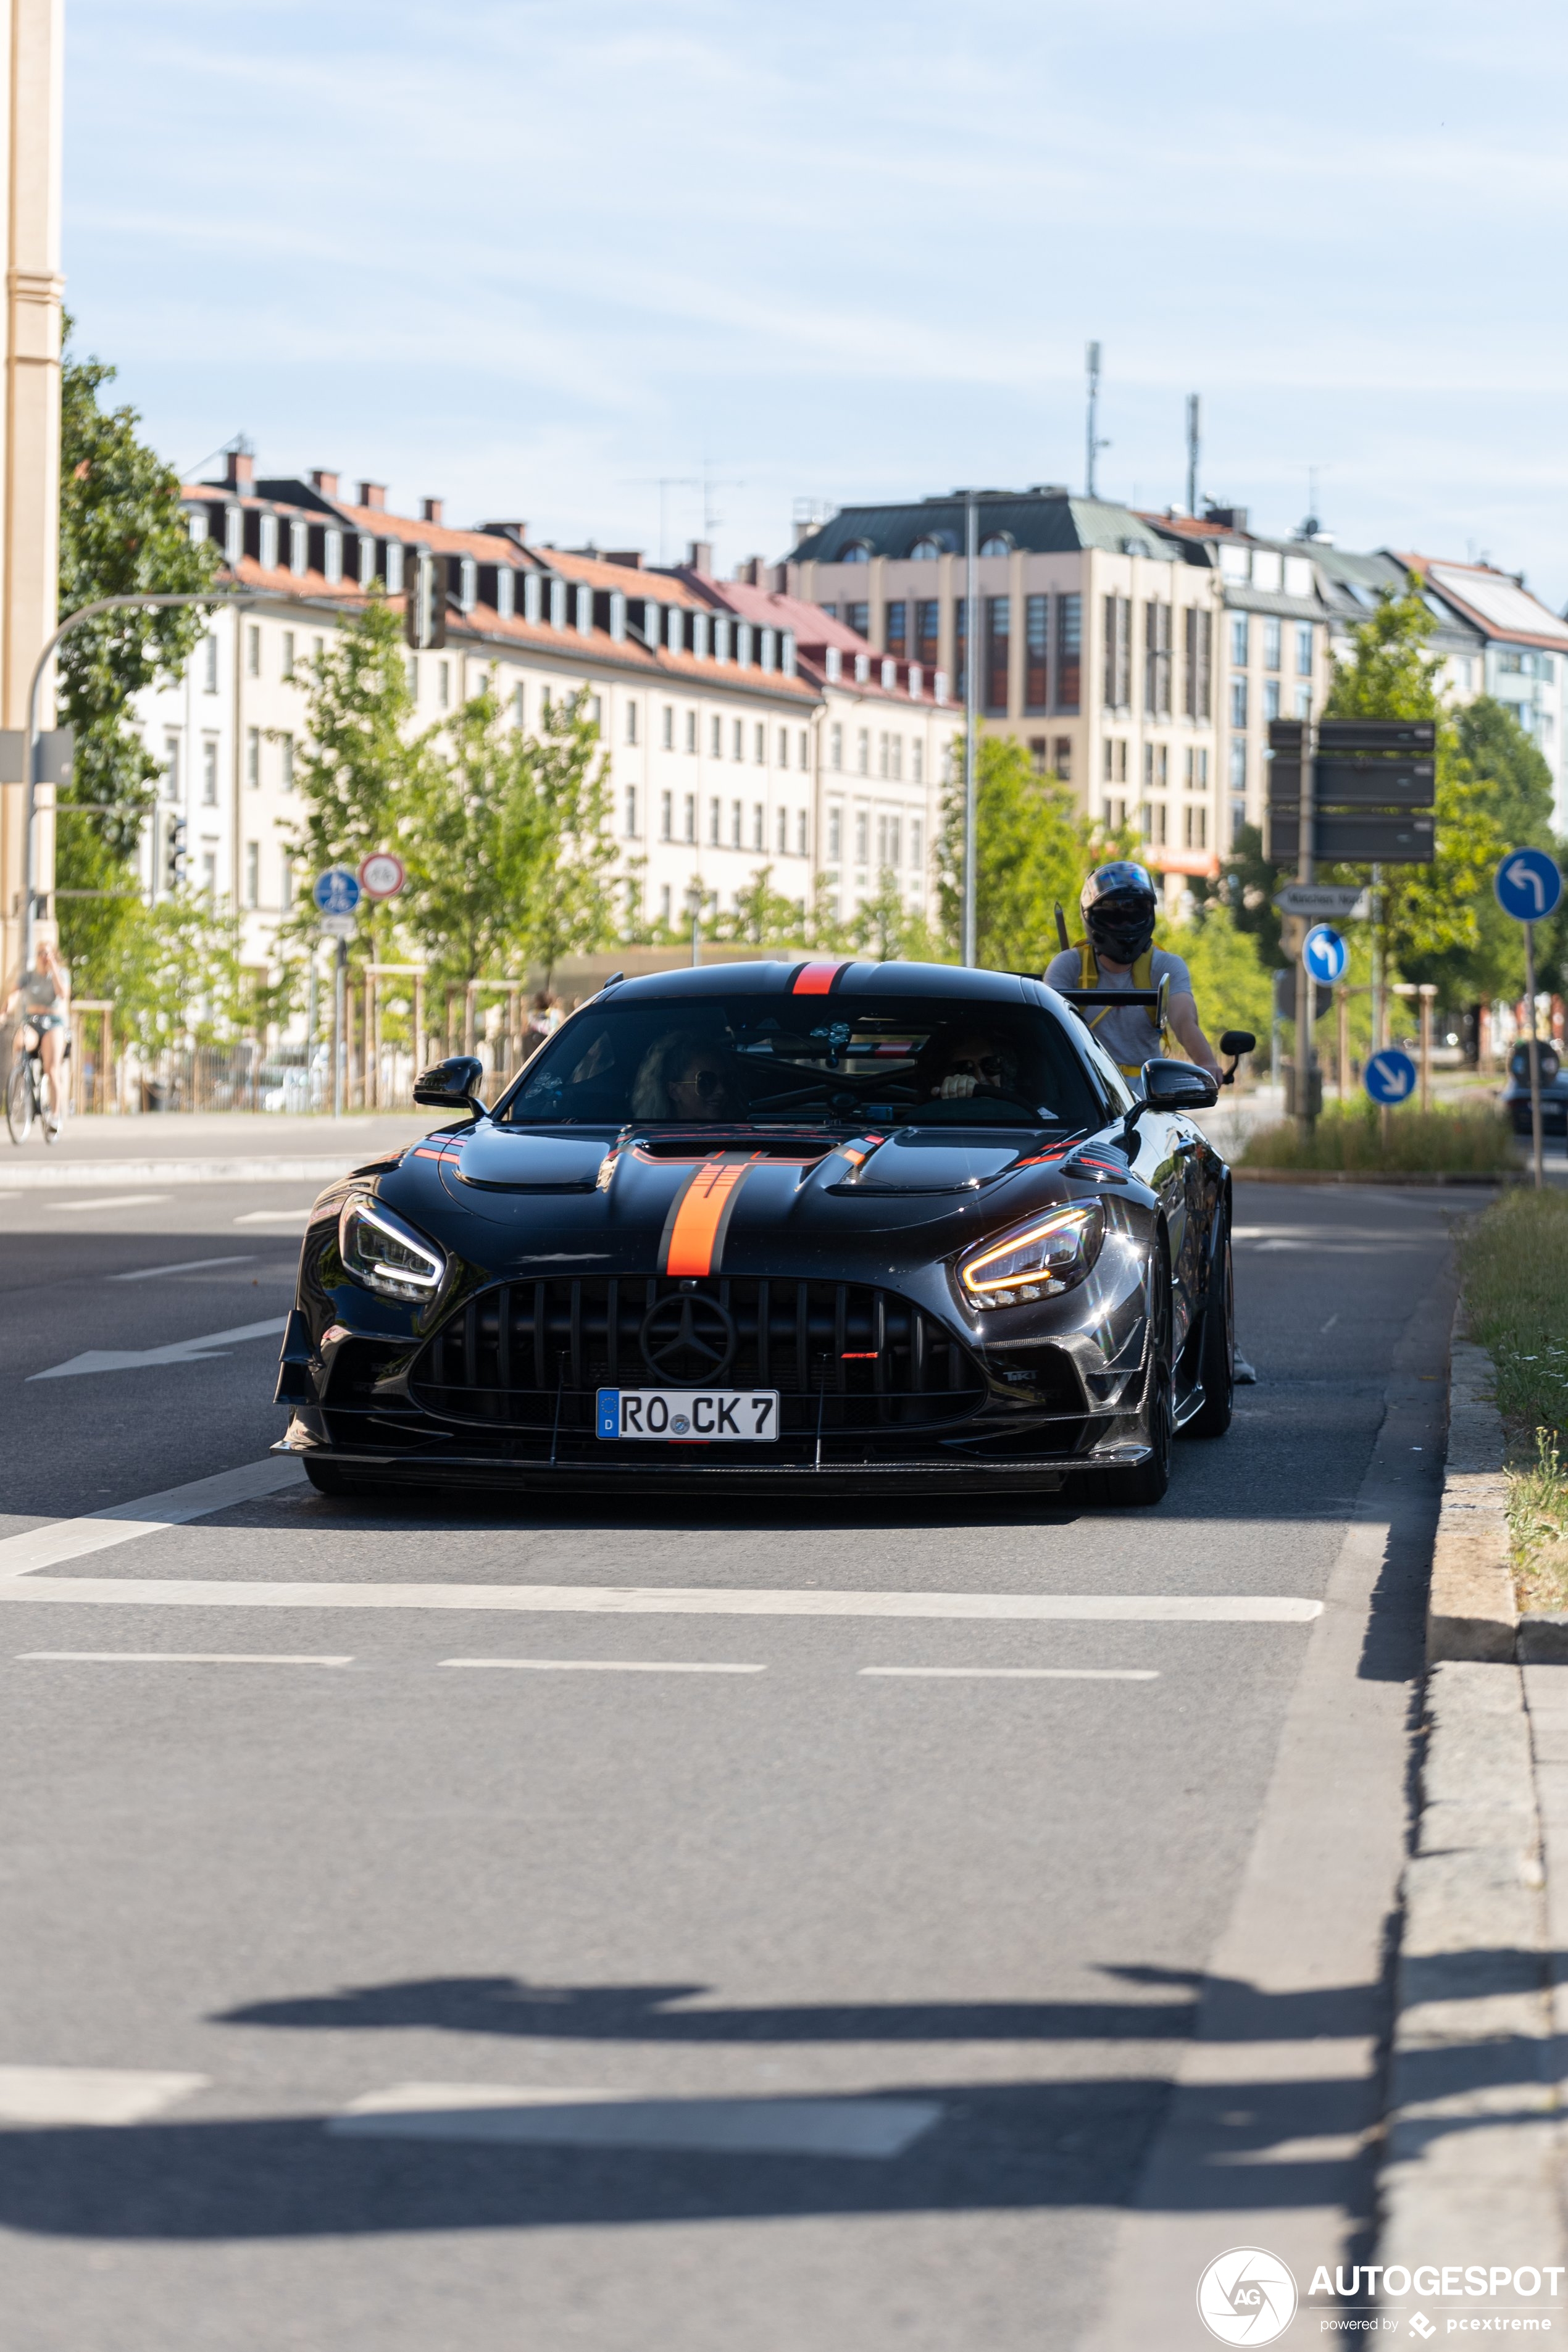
[630,1028,740,1122]
[921,1027,1022,1102]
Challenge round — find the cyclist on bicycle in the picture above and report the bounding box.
[6,938,70,1100]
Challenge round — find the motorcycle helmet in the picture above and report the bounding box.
[1081,861,1158,964]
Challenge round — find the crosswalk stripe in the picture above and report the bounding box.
[328,2082,941,2159]
[0,1457,306,1580]
[0,2067,207,2126]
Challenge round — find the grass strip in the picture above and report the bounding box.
[1239,1101,1517,1174]
[1457,1188,1568,1610]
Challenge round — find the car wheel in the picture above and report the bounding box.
[302,1457,361,1498]
[1074,1245,1174,1509]
[1182,1217,1234,1440]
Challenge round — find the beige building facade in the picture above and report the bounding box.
[0,0,64,991]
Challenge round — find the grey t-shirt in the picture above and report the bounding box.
[1044,946,1193,1072]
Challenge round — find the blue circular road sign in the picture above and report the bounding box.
[1302,924,1349,986]
[312,865,361,918]
[1495,848,1563,924]
[1364,1048,1417,1106]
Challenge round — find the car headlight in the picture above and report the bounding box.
[959,1202,1104,1306]
[338,1195,448,1303]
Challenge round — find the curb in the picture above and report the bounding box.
[1233,1167,1527,1187]
[1427,1303,1517,1665]
[0,1157,372,1189]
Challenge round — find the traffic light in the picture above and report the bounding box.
[404,553,448,651]
[164,815,186,891]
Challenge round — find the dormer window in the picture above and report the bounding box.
[288,519,307,576]
[524,572,542,625]
[357,534,375,588]
[759,627,777,672]
[781,630,796,676]
[549,578,567,631]
[910,536,945,560]
[713,614,731,662]
[665,607,683,653]
[324,529,343,585]
[979,535,1011,557]
[459,557,478,611]
[259,514,280,570]
[223,506,243,562]
[187,508,209,547]
[841,541,872,564]
[691,612,709,659]
[854,653,870,684]
[736,622,753,666]
[497,569,516,620]
[384,540,404,593]
[825,646,843,682]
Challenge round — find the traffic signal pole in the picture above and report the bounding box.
[1295,725,1316,1149]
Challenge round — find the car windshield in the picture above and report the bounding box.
[498,994,1105,1132]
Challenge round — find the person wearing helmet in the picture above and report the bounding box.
[1044,861,1222,1086]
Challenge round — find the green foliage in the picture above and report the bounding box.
[848,870,944,963]
[516,694,619,982]
[1239,1099,1515,1173]
[1154,903,1272,1045]
[1196,822,1283,965]
[710,864,807,948]
[936,735,1115,970]
[1458,1187,1568,1606]
[1448,698,1565,1003]
[54,317,219,993]
[107,893,293,1057]
[400,688,546,988]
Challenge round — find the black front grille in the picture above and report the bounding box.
[410,1276,985,1437]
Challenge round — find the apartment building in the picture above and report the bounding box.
[133,457,954,969]
[788,489,1226,897]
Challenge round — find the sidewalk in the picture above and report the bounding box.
[0,1111,436,1186]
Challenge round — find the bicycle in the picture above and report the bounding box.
[6,1022,69,1144]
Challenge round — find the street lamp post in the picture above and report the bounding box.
[962,493,978,967]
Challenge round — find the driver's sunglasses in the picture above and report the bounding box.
[951,1054,1006,1080]
[681,1068,726,1098]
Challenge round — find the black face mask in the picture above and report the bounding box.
[1086,900,1156,962]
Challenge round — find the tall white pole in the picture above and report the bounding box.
[962,493,978,968]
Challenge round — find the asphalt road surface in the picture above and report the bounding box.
[0,1172,1477,2350]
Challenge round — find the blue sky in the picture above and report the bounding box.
[65,0,1568,601]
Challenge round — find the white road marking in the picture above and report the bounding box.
[110,1256,256,1282]
[859,1666,1159,1681]
[28,1316,287,1381]
[233,1208,314,1225]
[1253,1238,1308,1252]
[329,2082,941,2159]
[0,2066,207,2126]
[0,1455,306,1580]
[441,1657,765,1674]
[18,1651,353,1666]
[0,1579,1323,1622]
[45,1193,168,1213]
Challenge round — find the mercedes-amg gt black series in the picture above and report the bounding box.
[275,959,1245,1506]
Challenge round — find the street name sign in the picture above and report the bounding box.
[1274,885,1369,919]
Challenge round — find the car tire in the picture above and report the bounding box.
[1182,1216,1234,1441]
[302,1457,361,1498]
[1074,1245,1174,1509]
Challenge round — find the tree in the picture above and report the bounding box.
[283,595,425,941]
[54,317,219,991]
[1449,698,1566,1003]
[936,735,1127,970]
[848,870,943,962]
[519,694,618,983]
[400,687,543,988]
[711,865,807,948]
[1194,822,1284,965]
[1156,903,1272,1046]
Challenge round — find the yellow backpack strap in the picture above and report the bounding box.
[1074,940,1115,1039]
[1132,946,1178,1056]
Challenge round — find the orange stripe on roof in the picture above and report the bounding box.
[663,1161,749,1278]
[793,961,848,995]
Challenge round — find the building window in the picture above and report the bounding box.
[830,723,843,772]
[1024,594,1048,711]
[953,596,969,699]
[828,805,842,860]
[711,714,722,757]
[281,630,295,680]
[246,625,260,678]
[797,810,808,856]
[406,656,419,700]
[244,841,259,907]
[985,594,1010,712]
[1183,804,1208,850]
[848,601,869,638]
[1184,746,1209,789]
[777,728,788,767]
[626,701,639,746]
[1103,594,1130,711]
[201,738,219,804]
[1184,608,1212,720]
[512,683,524,727]
[1263,617,1282,672]
[624,786,638,838]
[915,599,940,669]
[1296,622,1313,678]
[912,740,923,785]
[777,807,788,854]
[259,514,278,569]
[854,810,869,867]
[877,730,889,779]
[909,819,922,868]
[685,710,698,753]
[729,719,741,762]
[1054,735,1072,779]
[731,799,743,847]
[1295,683,1312,719]
[1143,601,1172,717]
[1229,740,1246,793]
[280,854,294,909]
[1230,614,1249,667]
[1056,596,1082,713]
[1264,679,1281,723]
[246,727,260,788]
[659,790,672,841]
[754,722,765,765]
[438,661,450,709]
[798,729,809,770]
[709,798,720,844]
[885,601,907,659]
[280,734,294,791]
[888,816,901,867]
[661,704,674,749]
[1230,677,1248,730]
[856,728,870,776]
[890,735,903,782]
[753,803,764,850]
[683,793,696,843]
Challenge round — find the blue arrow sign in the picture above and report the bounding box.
[1302,924,1349,986]
[1495,848,1562,924]
[1364,1048,1417,1106]
[312,865,361,918]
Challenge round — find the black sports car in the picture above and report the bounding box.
[274,959,1241,1506]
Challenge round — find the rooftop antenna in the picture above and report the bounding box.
[1185,394,1200,517]
[1085,341,1109,499]
[1302,463,1322,538]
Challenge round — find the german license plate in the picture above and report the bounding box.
[596,1388,779,1442]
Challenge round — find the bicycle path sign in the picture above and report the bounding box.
[313,866,361,920]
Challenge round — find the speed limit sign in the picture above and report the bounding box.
[359,850,406,900]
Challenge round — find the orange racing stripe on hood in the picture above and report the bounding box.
[661,1159,751,1278]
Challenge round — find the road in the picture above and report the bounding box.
[0,1164,1475,2350]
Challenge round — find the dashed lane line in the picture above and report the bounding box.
[860,1666,1160,1680]
[17,1651,354,1667]
[109,1256,256,1282]
[441,1657,766,1674]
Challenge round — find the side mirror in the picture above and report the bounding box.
[1217,1028,1256,1090]
[412,1055,485,1115]
[1141,1057,1219,1111]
